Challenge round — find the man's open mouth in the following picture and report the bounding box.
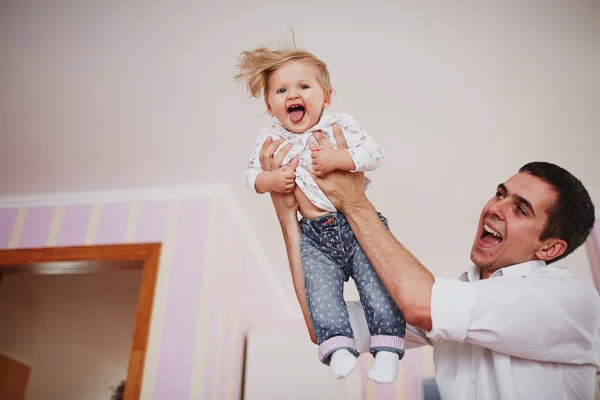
[481,223,503,245]
[287,105,305,123]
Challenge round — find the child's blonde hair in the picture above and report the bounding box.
[234,39,333,103]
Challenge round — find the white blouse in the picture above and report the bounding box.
[240,112,384,212]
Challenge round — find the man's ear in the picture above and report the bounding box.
[535,238,567,262]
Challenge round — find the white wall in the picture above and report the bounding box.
[1,1,599,306]
[0,270,142,400]
[244,330,360,400]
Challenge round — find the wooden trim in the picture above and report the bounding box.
[0,243,159,266]
[0,243,162,400]
[123,244,160,400]
[0,352,31,400]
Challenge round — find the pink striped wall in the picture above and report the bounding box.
[0,196,288,400]
[0,193,437,399]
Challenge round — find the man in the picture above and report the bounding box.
[258,124,600,399]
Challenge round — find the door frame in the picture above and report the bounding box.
[0,242,161,400]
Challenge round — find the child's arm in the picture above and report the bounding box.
[340,114,384,172]
[311,113,384,177]
[241,133,296,193]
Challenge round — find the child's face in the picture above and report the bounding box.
[265,60,331,133]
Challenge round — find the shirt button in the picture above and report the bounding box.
[326,217,335,225]
[471,379,476,385]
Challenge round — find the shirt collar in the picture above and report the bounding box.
[459,260,547,282]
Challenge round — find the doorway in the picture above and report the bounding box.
[0,243,161,400]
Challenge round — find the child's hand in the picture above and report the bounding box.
[255,156,298,194]
[310,146,342,177]
[270,166,297,193]
[310,128,356,177]
[310,130,356,177]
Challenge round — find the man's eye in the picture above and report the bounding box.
[517,206,527,216]
[496,191,505,199]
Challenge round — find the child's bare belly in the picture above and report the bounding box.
[295,187,331,220]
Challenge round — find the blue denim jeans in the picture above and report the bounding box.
[300,212,406,365]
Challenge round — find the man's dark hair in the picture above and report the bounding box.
[111,380,125,400]
[519,161,595,264]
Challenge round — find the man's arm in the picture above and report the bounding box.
[277,204,433,349]
[255,136,317,343]
[275,205,317,344]
[344,200,435,330]
[276,204,434,350]
[310,127,435,330]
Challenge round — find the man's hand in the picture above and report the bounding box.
[259,137,289,172]
[258,136,300,219]
[310,124,368,212]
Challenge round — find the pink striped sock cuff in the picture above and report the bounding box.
[370,335,405,352]
[318,335,359,361]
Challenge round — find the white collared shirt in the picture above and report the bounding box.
[240,112,383,212]
[347,260,600,400]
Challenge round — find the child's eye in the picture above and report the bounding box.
[277,88,286,94]
[300,84,309,89]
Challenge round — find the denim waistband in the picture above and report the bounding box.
[299,212,348,230]
[300,211,387,230]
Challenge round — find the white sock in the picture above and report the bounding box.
[367,351,399,384]
[329,349,358,379]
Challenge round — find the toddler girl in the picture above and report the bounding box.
[235,43,406,384]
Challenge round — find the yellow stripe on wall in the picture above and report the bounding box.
[189,198,220,399]
[84,204,102,244]
[139,199,180,400]
[211,213,233,400]
[225,230,242,400]
[124,202,140,243]
[364,357,375,400]
[395,352,406,400]
[344,360,363,400]
[45,206,64,246]
[422,346,435,377]
[8,208,27,249]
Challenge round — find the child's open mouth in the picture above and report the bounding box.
[288,105,305,123]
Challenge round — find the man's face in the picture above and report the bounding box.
[470,172,561,274]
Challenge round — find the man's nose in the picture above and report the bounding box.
[488,200,507,219]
